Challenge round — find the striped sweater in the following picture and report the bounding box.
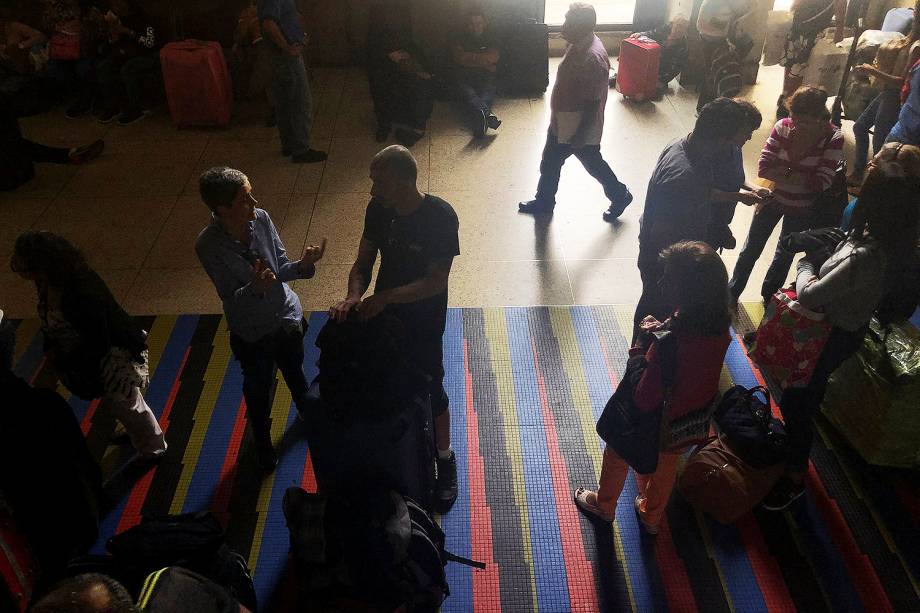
[758,118,844,212]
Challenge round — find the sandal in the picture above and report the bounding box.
[573,488,614,523]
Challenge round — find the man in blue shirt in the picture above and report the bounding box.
[196,167,326,470]
[258,0,326,163]
[887,60,920,146]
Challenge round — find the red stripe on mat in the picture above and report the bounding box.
[116,347,190,533]
[28,356,46,386]
[531,338,599,613]
[463,341,500,612]
[735,514,795,612]
[300,452,317,493]
[211,399,250,525]
[80,399,101,435]
[805,467,893,613]
[655,519,699,613]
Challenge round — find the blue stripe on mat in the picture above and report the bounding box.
[505,308,571,613]
[441,309,473,613]
[252,311,326,605]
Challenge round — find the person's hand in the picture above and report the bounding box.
[388,49,411,62]
[355,293,389,322]
[737,191,764,206]
[300,238,326,268]
[639,315,664,332]
[853,63,873,76]
[754,187,773,200]
[329,297,360,323]
[250,258,277,293]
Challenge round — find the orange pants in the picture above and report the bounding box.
[596,445,684,527]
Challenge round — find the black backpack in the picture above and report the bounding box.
[283,487,483,612]
[315,314,428,417]
[714,386,788,469]
[105,512,257,612]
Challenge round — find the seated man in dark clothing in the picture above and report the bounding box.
[93,0,161,125]
[449,6,501,137]
[367,1,433,147]
[0,310,103,586]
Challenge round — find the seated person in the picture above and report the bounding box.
[93,0,161,125]
[366,1,433,147]
[449,6,501,137]
[627,16,689,98]
[1,96,103,191]
[42,0,105,118]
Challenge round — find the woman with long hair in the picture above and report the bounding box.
[763,155,920,510]
[574,241,731,532]
[729,86,844,305]
[10,231,166,459]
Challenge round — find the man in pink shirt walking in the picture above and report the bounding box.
[518,2,632,222]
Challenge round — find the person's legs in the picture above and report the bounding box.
[287,55,312,157]
[728,204,783,302]
[532,130,573,206]
[405,77,434,132]
[456,78,488,134]
[634,450,682,527]
[852,92,881,176]
[120,53,160,114]
[23,139,72,164]
[230,333,278,468]
[759,211,812,301]
[271,52,297,156]
[873,88,901,152]
[633,256,667,345]
[573,145,630,205]
[101,386,166,456]
[94,55,122,116]
[273,321,310,417]
[595,446,631,516]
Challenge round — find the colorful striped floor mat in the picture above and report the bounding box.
[9,306,920,612]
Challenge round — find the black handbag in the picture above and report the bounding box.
[595,331,678,475]
[713,385,788,468]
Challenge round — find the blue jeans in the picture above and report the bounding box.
[270,50,313,156]
[729,204,814,303]
[46,57,95,107]
[534,130,628,206]
[455,69,496,117]
[853,89,901,174]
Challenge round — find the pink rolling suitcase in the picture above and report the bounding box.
[617,37,660,101]
[160,40,233,127]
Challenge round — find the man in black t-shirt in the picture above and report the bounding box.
[331,145,460,513]
[449,7,501,138]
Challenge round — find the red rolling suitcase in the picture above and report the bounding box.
[616,37,660,101]
[160,40,233,127]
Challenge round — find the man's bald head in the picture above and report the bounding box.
[370,145,418,185]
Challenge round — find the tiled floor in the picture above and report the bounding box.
[0,60,857,318]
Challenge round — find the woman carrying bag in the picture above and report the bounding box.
[762,153,920,510]
[574,241,731,533]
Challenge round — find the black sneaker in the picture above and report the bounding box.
[474,109,487,138]
[117,109,148,126]
[487,114,502,130]
[518,199,554,215]
[602,189,634,222]
[762,478,805,511]
[435,451,458,513]
[291,149,328,164]
[68,139,105,165]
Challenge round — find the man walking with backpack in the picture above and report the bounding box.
[331,145,461,513]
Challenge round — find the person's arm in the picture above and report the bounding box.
[329,238,378,322]
[358,257,453,321]
[795,246,863,310]
[570,61,607,147]
[266,214,301,282]
[711,187,763,206]
[196,239,275,306]
[854,63,906,88]
[11,22,47,48]
[261,14,300,56]
[632,340,664,412]
[758,122,788,182]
